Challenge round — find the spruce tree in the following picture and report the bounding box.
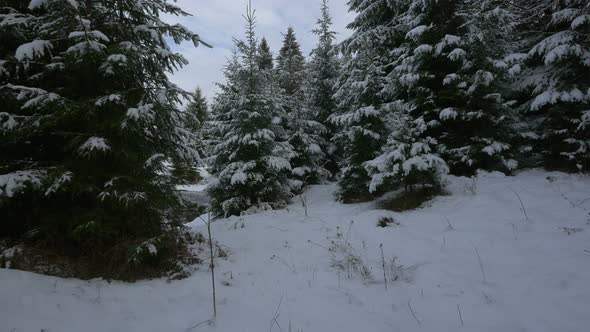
[277,26,329,189]
[382,0,517,178]
[514,0,590,172]
[257,37,273,70]
[0,0,205,272]
[331,0,395,202]
[306,0,341,177]
[276,27,305,95]
[185,87,208,132]
[207,3,293,217]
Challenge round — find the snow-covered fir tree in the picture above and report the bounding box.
[381,0,517,177]
[331,0,395,202]
[276,26,329,189]
[207,3,293,217]
[514,0,590,172]
[0,0,205,267]
[356,0,449,196]
[305,0,341,177]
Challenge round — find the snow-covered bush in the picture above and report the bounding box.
[366,112,449,196]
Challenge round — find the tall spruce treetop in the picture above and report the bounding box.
[185,87,208,132]
[257,37,273,70]
[514,0,590,172]
[276,26,305,96]
[207,3,293,217]
[308,0,339,123]
[305,0,340,176]
[331,0,398,202]
[276,25,329,188]
[0,0,205,265]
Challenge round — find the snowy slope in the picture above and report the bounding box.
[2,170,590,332]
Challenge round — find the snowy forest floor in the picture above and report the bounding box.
[2,170,590,332]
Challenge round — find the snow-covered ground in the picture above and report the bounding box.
[2,170,590,332]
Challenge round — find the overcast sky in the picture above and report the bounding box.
[165,0,354,102]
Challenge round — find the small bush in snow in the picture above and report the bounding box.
[327,236,372,281]
[377,216,399,228]
[381,187,444,212]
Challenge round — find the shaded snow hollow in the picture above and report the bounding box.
[2,170,590,332]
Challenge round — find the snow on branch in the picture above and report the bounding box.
[78,137,111,156]
[15,40,52,61]
[0,170,45,198]
[264,156,292,171]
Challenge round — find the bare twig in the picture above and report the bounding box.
[584,249,590,254]
[578,198,590,207]
[408,300,421,325]
[187,319,213,331]
[300,195,308,217]
[271,254,296,273]
[444,216,455,231]
[380,243,387,290]
[344,221,354,279]
[345,220,354,243]
[509,188,529,220]
[206,211,217,318]
[457,304,464,327]
[482,290,493,304]
[307,240,330,251]
[475,247,487,283]
[270,296,284,332]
